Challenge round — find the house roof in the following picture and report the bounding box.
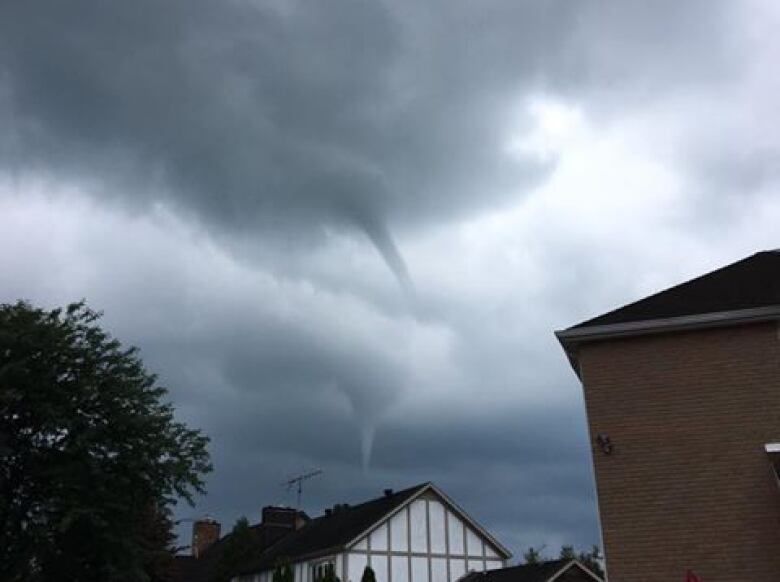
[173,521,295,582]
[237,483,428,574]
[178,482,511,581]
[461,560,602,582]
[569,250,780,330]
[556,251,780,372]
[238,481,511,575]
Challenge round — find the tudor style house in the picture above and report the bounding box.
[556,250,780,582]
[177,482,511,582]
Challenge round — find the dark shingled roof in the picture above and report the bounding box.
[570,250,780,329]
[173,522,298,582]
[237,483,428,575]
[461,560,601,582]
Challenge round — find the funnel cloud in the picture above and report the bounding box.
[2,0,780,559]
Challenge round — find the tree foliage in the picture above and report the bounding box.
[212,517,261,582]
[0,301,211,582]
[522,546,543,565]
[360,566,377,582]
[319,563,341,582]
[139,503,178,582]
[558,545,576,560]
[575,546,604,578]
[558,545,604,577]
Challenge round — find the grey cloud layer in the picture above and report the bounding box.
[0,0,742,268]
[0,0,548,280]
[0,0,772,558]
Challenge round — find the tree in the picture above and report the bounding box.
[523,546,543,565]
[139,503,178,582]
[271,559,294,582]
[557,545,604,578]
[558,545,576,560]
[360,566,377,582]
[577,546,604,578]
[320,563,341,582]
[0,301,211,582]
[213,517,262,582]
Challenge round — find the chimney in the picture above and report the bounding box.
[383,488,393,497]
[262,506,307,530]
[191,517,220,558]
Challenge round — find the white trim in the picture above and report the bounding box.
[310,557,339,582]
[345,484,511,560]
[444,509,451,582]
[426,484,512,560]
[349,550,484,559]
[765,443,780,454]
[547,560,603,582]
[426,499,432,582]
[556,305,780,343]
[556,305,780,376]
[765,443,780,489]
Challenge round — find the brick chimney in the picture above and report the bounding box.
[262,506,307,530]
[191,516,220,558]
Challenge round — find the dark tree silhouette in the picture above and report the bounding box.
[558,545,604,577]
[0,301,211,582]
[213,517,264,582]
[360,565,377,582]
[271,561,294,582]
[523,546,543,564]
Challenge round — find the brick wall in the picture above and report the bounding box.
[578,322,780,582]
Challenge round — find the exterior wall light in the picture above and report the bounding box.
[596,433,613,455]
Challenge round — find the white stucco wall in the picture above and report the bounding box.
[345,493,507,582]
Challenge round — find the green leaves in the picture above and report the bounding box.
[0,300,212,582]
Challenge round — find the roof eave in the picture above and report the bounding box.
[556,304,780,377]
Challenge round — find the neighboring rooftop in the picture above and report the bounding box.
[460,559,602,582]
[237,483,429,575]
[176,483,432,581]
[177,481,512,582]
[173,519,300,582]
[568,250,780,330]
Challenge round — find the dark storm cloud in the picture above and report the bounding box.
[0,0,547,284]
[0,0,772,560]
[0,0,743,281]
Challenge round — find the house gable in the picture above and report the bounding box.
[344,484,511,582]
[346,483,510,559]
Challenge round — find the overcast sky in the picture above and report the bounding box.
[2,0,780,559]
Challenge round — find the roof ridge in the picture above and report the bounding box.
[326,482,429,514]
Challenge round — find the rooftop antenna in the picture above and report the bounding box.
[281,469,323,510]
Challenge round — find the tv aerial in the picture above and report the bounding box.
[281,469,323,510]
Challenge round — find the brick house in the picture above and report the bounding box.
[556,251,780,581]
